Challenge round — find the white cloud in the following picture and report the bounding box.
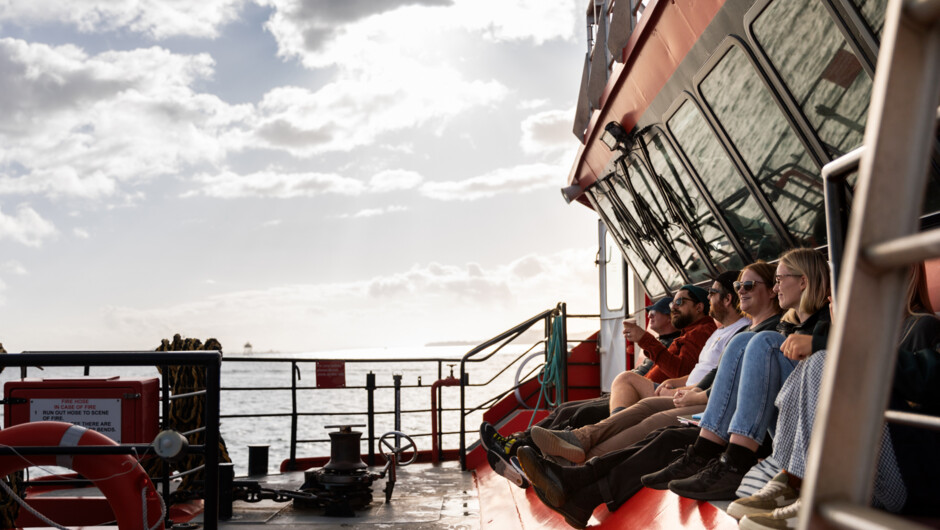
[0,0,248,39]
[0,204,57,247]
[519,99,549,110]
[0,261,27,275]
[420,162,563,201]
[185,170,366,199]
[368,170,423,193]
[186,169,425,199]
[97,246,597,350]
[262,219,282,227]
[338,205,409,219]
[521,109,576,155]
[0,39,251,201]
[73,227,90,239]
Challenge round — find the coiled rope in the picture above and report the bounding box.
[527,312,566,429]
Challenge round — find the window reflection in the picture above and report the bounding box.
[668,101,784,261]
[753,0,871,158]
[700,46,826,248]
[587,184,657,292]
[850,0,888,39]
[646,133,744,272]
[604,172,686,290]
[624,157,711,283]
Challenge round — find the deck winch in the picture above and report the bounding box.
[293,425,416,516]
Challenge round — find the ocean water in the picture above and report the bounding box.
[0,344,547,476]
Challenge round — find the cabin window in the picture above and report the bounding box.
[667,101,784,261]
[646,133,745,273]
[752,0,872,158]
[605,231,625,312]
[849,0,888,38]
[587,184,659,294]
[700,45,827,248]
[605,171,686,290]
[621,157,711,284]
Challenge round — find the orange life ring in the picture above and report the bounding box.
[0,421,164,530]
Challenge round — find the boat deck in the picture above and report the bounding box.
[196,460,739,529]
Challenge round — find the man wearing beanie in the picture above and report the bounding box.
[622,284,717,385]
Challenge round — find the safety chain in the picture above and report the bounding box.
[232,482,314,503]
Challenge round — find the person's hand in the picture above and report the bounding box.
[673,387,707,407]
[623,321,645,342]
[781,334,812,360]
[655,385,678,397]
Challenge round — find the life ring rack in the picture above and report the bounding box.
[0,421,164,530]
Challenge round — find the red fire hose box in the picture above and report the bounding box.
[4,377,160,444]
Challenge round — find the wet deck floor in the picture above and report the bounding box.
[211,462,479,529]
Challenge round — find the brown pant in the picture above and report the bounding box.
[572,396,706,459]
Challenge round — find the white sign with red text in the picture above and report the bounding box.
[30,398,122,442]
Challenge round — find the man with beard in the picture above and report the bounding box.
[610,284,718,412]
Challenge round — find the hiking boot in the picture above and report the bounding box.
[518,446,596,529]
[530,426,586,463]
[517,446,566,507]
[739,498,802,529]
[480,422,517,456]
[640,444,710,490]
[728,471,799,520]
[486,448,529,488]
[667,453,749,501]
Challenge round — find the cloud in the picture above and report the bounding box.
[0,204,57,247]
[73,227,90,239]
[0,0,248,39]
[521,109,576,155]
[97,246,597,350]
[338,205,409,219]
[420,162,563,201]
[186,168,425,199]
[0,261,27,275]
[0,39,251,201]
[368,170,423,192]
[185,170,366,199]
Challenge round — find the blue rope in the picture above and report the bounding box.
[527,314,566,429]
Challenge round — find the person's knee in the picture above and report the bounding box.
[612,371,645,393]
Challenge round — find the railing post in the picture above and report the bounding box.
[288,361,299,470]
[437,362,443,460]
[559,303,569,404]
[393,374,402,449]
[459,359,467,470]
[204,354,222,530]
[366,371,376,466]
[160,364,171,515]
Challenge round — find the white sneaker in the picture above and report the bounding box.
[739,498,801,530]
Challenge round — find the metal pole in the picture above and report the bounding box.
[393,374,402,449]
[204,354,222,530]
[366,372,376,466]
[288,362,298,470]
[560,303,569,404]
[160,364,171,519]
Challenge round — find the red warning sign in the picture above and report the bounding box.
[316,360,346,389]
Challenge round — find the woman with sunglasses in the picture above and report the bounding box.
[641,248,830,501]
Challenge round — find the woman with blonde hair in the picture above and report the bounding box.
[641,248,831,501]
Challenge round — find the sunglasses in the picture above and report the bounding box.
[670,297,692,307]
[707,288,723,295]
[774,273,802,284]
[733,280,765,292]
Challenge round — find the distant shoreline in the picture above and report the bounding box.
[423,340,480,347]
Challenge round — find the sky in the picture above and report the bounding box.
[0,0,602,353]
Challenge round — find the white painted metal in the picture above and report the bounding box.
[597,221,627,392]
[800,0,940,528]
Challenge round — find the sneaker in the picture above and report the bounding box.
[486,448,529,488]
[530,426,586,463]
[739,498,802,529]
[480,422,517,456]
[667,453,749,501]
[728,472,799,520]
[640,444,710,490]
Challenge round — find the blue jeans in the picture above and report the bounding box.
[699,331,798,444]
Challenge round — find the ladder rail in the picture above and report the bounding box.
[800,0,940,528]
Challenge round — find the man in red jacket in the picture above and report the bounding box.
[617,284,716,412]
